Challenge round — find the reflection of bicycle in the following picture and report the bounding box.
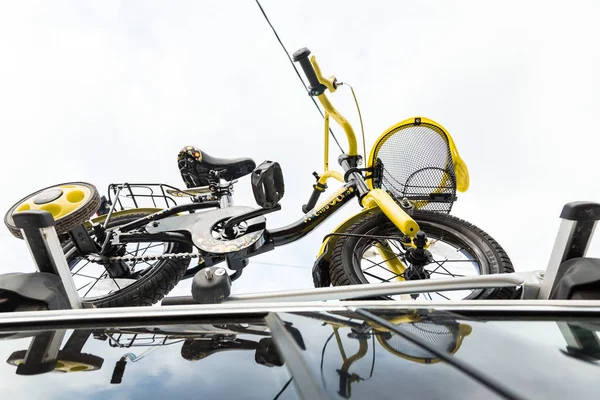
[6,330,103,375]
[3,321,290,385]
[4,47,515,307]
[303,311,472,398]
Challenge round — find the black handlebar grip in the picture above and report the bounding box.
[292,47,326,96]
[302,186,324,214]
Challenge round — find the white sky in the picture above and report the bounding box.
[1,0,600,296]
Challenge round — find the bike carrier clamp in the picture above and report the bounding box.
[12,210,82,309]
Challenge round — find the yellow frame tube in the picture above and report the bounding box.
[311,55,337,92]
[340,339,369,374]
[318,171,344,186]
[362,189,420,238]
[310,56,358,156]
[333,327,348,361]
[323,112,330,171]
[316,94,358,156]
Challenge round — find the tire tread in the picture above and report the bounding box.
[329,211,515,300]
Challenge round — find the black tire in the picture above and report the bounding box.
[4,182,101,239]
[329,210,515,300]
[63,212,192,308]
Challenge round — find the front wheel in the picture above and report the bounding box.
[329,211,515,300]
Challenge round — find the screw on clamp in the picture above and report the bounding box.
[204,268,214,280]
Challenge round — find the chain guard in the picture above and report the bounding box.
[146,206,266,255]
[83,207,266,265]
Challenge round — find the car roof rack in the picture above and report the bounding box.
[1,202,600,314]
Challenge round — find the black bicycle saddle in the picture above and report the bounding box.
[177,145,256,188]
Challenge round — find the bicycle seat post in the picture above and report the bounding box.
[207,170,234,208]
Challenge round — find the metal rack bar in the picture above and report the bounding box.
[163,272,538,306]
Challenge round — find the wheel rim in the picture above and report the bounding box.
[352,220,487,300]
[66,240,173,301]
[13,184,92,221]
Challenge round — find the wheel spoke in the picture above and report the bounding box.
[362,253,403,272]
[73,272,103,280]
[382,272,405,283]
[435,292,451,300]
[361,253,407,282]
[77,281,93,292]
[124,243,163,257]
[83,276,102,297]
[430,259,461,278]
[428,263,443,275]
[428,270,466,278]
[362,270,391,283]
[131,243,141,269]
[71,260,91,276]
[128,243,162,271]
[387,240,406,254]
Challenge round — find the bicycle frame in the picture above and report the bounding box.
[89,51,423,282]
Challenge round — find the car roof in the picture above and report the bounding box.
[1,300,599,399]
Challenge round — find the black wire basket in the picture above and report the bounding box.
[370,119,459,214]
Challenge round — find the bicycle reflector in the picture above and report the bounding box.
[377,318,472,364]
[368,117,469,214]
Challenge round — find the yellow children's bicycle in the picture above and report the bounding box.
[3,48,515,307]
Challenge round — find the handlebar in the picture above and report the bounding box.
[294,46,361,213]
[292,48,327,96]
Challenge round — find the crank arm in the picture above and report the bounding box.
[223,204,281,237]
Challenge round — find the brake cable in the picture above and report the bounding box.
[253,0,345,154]
[337,82,367,162]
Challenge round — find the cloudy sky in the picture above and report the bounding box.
[1,0,599,297]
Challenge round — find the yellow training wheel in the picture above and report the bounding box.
[4,182,101,239]
[7,350,104,372]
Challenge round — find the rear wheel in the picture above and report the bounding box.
[329,211,515,300]
[63,212,192,307]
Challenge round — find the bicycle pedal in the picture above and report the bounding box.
[251,161,284,209]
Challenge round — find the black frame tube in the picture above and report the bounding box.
[268,182,358,247]
[119,201,220,232]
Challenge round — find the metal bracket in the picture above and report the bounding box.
[13,211,82,309]
[539,202,600,299]
[15,330,66,375]
[68,224,98,254]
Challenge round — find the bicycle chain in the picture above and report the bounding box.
[84,252,202,265]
